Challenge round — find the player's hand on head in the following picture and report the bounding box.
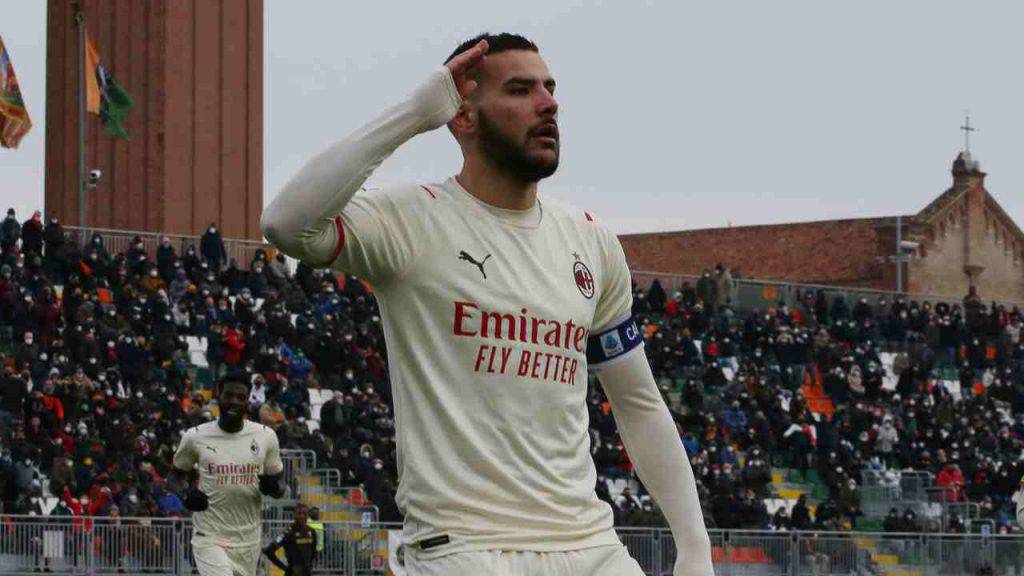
[445,39,488,98]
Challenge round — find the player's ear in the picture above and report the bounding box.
[447,101,477,138]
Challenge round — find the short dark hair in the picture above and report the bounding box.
[445,33,538,65]
[216,371,252,394]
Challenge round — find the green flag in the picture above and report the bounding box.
[86,31,132,139]
[96,66,133,138]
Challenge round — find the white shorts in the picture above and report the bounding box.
[406,544,645,576]
[192,538,261,576]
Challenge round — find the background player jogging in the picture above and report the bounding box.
[171,373,286,576]
[261,33,713,576]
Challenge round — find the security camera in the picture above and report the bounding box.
[899,240,920,253]
[89,169,102,184]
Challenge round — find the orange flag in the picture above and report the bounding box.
[85,31,101,114]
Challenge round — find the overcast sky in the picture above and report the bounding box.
[2,0,1022,235]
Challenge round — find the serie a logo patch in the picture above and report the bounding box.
[601,331,624,357]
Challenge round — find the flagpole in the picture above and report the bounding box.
[76,8,87,247]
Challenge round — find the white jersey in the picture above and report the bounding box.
[331,176,635,556]
[172,420,284,547]
[260,67,643,558]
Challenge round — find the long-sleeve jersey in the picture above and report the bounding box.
[261,68,640,559]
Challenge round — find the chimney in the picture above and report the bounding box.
[952,151,986,193]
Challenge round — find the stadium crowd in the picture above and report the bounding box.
[1,207,1024,536]
[593,268,1024,533]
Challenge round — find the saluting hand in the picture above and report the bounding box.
[445,40,489,98]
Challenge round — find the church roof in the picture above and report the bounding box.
[619,152,1022,287]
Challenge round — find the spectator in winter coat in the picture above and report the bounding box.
[876,417,899,466]
[200,224,227,272]
[156,236,177,279]
[222,324,246,366]
[712,264,734,310]
[1,208,21,258]
[937,463,966,502]
[20,211,43,256]
[43,216,65,266]
[721,401,748,438]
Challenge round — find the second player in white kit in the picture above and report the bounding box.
[262,33,714,576]
[172,374,285,576]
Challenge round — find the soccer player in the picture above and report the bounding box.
[262,504,319,576]
[261,33,713,576]
[170,373,285,576]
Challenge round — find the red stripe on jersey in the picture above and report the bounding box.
[328,216,346,264]
[585,212,593,222]
[420,185,437,199]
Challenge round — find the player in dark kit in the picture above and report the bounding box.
[263,504,319,576]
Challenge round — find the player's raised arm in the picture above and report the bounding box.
[259,41,488,268]
[589,232,714,576]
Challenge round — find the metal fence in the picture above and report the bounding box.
[280,449,318,500]
[3,517,1024,575]
[63,225,273,271]
[630,269,1024,313]
[618,529,1015,576]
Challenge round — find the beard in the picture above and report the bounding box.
[477,111,559,183]
[218,407,244,430]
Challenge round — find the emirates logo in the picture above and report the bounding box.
[572,253,594,299]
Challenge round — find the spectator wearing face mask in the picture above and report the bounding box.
[14,331,39,371]
[0,365,29,438]
[0,208,21,260]
[42,216,66,276]
[937,462,966,502]
[139,265,167,296]
[200,223,226,272]
[168,268,192,305]
[20,210,43,257]
[155,236,176,279]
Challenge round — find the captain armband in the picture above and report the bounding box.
[586,315,643,369]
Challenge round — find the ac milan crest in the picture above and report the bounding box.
[573,253,595,299]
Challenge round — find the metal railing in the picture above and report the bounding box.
[3,517,1022,575]
[631,269,1024,312]
[63,225,273,271]
[900,470,936,503]
[280,449,318,500]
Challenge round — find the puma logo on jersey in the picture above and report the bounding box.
[204,445,217,453]
[459,251,492,279]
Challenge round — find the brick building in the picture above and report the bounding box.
[620,153,1024,303]
[45,0,264,240]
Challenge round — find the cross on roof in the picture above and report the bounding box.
[961,113,977,153]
